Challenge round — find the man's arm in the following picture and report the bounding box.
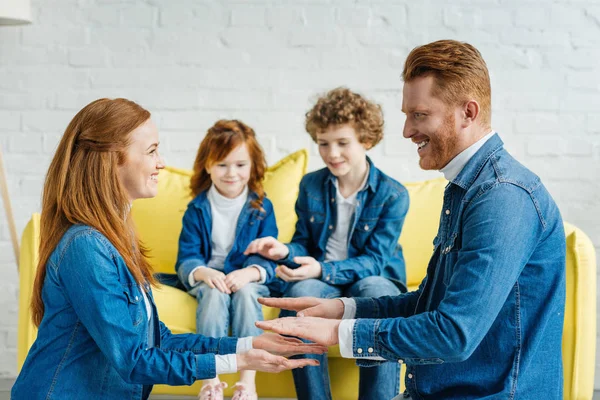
[349,184,544,363]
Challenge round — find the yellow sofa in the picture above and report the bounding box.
[17,149,596,399]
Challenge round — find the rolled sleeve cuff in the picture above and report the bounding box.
[178,259,205,291]
[218,337,238,355]
[188,266,204,288]
[215,354,237,375]
[351,319,385,360]
[338,319,356,358]
[195,354,217,380]
[340,298,356,319]
[236,336,253,353]
[320,262,335,284]
[248,265,267,284]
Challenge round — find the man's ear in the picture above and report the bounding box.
[462,100,480,128]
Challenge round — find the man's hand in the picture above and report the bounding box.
[193,267,230,294]
[256,317,341,347]
[244,237,289,261]
[258,297,345,319]
[236,349,319,373]
[224,267,260,292]
[252,332,328,357]
[276,257,322,282]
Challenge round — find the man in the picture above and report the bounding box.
[253,40,566,399]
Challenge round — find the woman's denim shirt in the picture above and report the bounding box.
[280,157,409,289]
[349,135,566,399]
[11,225,237,400]
[175,191,284,293]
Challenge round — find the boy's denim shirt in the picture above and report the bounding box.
[280,157,409,289]
[350,134,566,399]
[176,190,285,294]
[11,225,238,400]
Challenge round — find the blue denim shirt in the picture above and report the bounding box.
[176,190,285,293]
[281,157,409,289]
[350,134,566,399]
[12,225,238,400]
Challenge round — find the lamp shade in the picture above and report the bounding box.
[0,0,31,25]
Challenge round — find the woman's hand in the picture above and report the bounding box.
[237,349,319,373]
[252,332,328,357]
[193,267,230,294]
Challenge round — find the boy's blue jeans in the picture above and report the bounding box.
[281,276,402,400]
[191,282,269,338]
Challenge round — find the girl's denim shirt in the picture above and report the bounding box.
[175,191,285,294]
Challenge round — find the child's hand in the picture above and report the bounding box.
[194,267,231,294]
[225,267,260,292]
[244,237,289,260]
[275,257,322,282]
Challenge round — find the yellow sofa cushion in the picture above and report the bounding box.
[131,149,308,275]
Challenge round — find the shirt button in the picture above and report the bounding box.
[357,348,363,354]
[364,224,369,231]
[328,225,333,230]
[310,216,315,223]
[367,347,374,353]
[407,373,413,379]
[331,198,335,203]
[398,359,404,364]
[325,275,330,281]
[445,209,450,215]
[135,296,139,301]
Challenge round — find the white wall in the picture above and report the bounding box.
[0,0,599,386]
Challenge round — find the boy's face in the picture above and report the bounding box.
[401,75,461,170]
[316,124,369,179]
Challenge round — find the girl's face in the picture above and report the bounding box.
[316,124,369,179]
[207,143,252,198]
[118,118,164,202]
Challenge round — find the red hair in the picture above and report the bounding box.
[31,98,156,327]
[190,120,267,210]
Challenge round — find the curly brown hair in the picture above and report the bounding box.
[305,87,384,149]
[190,119,267,211]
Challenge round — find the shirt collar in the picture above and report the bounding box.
[440,130,495,182]
[333,161,370,204]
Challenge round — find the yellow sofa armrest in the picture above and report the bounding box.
[563,222,596,400]
[17,213,40,371]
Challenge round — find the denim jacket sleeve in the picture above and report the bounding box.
[243,199,279,284]
[159,321,237,354]
[354,279,426,319]
[349,184,545,364]
[176,205,208,291]
[320,189,409,285]
[58,232,223,384]
[281,179,311,266]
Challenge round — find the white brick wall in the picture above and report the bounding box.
[0,0,599,387]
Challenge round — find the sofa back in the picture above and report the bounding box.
[131,149,447,288]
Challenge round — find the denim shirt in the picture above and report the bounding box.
[176,191,285,293]
[350,134,566,399]
[12,225,238,400]
[281,157,409,288]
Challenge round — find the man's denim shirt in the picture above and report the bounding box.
[175,191,286,294]
[350,135,566,399]
[280,157,409,289]
[11,225,238,400]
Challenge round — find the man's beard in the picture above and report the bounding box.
[419,113,459,171]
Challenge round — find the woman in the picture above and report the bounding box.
[11,98,323,400]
